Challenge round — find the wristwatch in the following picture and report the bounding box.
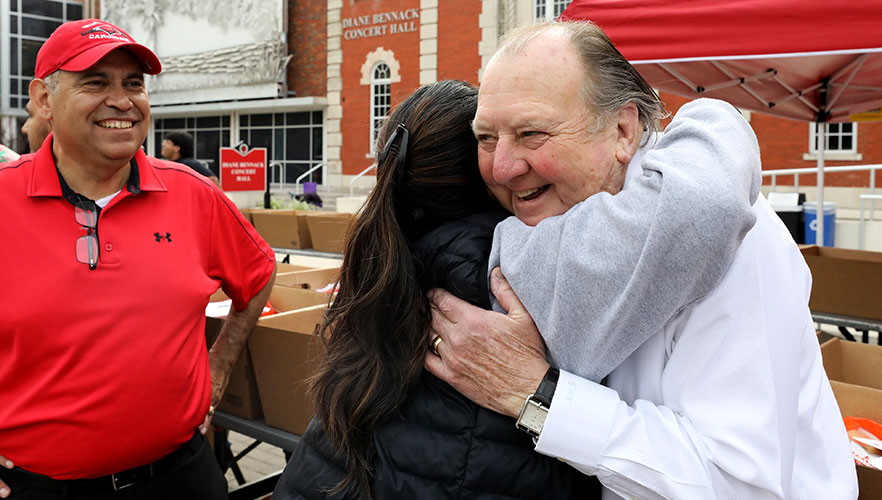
[516,367,559,438]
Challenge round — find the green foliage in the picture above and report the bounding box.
[258,197,316,211]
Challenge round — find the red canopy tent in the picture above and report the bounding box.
[561,0,882,245]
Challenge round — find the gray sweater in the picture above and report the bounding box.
[489,98,762,382]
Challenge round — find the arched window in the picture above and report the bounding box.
[370,63,392,153]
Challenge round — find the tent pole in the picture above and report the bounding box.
[815,80,829,247]
[816,123,825,247]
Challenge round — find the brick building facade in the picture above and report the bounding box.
[328,0,881,194]
[2,0,879,196]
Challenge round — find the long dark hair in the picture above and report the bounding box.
[310,80,498,496]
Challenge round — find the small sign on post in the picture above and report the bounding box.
[220,143,267,192]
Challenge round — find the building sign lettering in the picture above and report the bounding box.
[343,8,420,40]
[220,144,267,192]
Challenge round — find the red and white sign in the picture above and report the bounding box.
[220,144,267,191]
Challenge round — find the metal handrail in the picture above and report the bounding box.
[859,194,882,249]
[295,162,324,192]
[350,164,377,195]
[764,163,880,248]
[763,163,879,213]
[269,162,284,189]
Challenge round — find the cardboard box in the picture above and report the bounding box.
[251,210,313,249]
[248,304,328,435]
[275,265,340,291]
[800,246,882,320]
[238,207,264,225]
[821,337,882,391]
[305,212,354,253]
[267,285,331,312]
[822,338,882,498]
[203,285,329,420]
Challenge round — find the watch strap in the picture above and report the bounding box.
[533,367,559,407]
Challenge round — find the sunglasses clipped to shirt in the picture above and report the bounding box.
[74,201,100,270]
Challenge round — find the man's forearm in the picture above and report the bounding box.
[208,263,275,404]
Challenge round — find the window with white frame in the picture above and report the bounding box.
[535,0,569,21]
[239,111,324,185]
[153,115,231,176]
[809,122,857,154]
[7,0,84,110]
[370,62,392,153]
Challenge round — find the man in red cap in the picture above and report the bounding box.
[0,19,276,499]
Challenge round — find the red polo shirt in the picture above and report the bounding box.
[0,137,275,479]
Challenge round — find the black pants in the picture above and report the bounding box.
[1,434,227,500]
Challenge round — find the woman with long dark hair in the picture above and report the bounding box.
[274,80,601,498]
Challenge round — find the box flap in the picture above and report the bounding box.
[822,338,882,391]
[258,304,327,334]
[821,337,844,381]
[831,381,882,422]
[268,286,331,312]
[275,267,340,290]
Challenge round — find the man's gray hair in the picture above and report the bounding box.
[494,21,666,135]
[42,71,60,94]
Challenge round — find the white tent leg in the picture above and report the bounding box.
[817,122,826,247]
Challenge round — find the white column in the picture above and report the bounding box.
[326,0,344,188]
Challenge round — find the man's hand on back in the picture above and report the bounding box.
[425,267,550,418]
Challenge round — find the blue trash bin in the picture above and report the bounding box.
[803,201,836,246]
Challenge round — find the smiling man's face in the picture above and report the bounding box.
[473,33,627,226]
[46,48,149,169]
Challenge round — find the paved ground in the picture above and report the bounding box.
[224,430,288,493]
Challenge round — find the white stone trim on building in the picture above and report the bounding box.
[419,0,438,85]
[359,48,402,85]
[327,0,344,188]
[478,0,540,81]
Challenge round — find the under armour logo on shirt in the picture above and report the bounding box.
[154,232,172,242]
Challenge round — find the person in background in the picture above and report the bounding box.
[0,144,19,163]
[0,18,275,499]
[22,97,52,153]
[1,96,52,164]
[161,131,220,186]
[426,20,857,500]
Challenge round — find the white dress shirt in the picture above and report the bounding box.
[536,190,858,498]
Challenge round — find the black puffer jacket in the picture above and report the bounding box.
[273,212,601,500]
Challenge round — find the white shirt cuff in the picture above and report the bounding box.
[534,369,620,473]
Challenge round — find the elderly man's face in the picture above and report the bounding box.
[22,98,51,153]
[473,35,628,226]
[47,49,149,168]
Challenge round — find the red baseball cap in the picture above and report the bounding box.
[35,19,161,79]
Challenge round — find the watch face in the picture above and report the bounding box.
[518,400,547,435]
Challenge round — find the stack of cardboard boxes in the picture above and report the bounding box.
[208,207,352,435]
[802,245,882,497]
[242,208,356,254]
[206,278,338,435]
[822,339,882,498]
